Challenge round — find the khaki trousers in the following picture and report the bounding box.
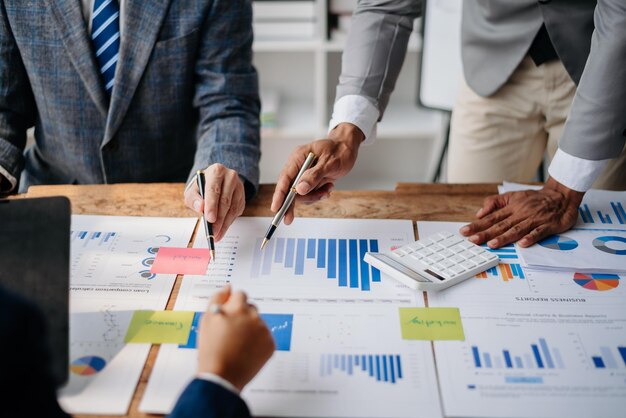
[447,56,626,190]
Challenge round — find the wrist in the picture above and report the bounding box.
[543,177,585,208]
[328,123,365,148]
[199,363,246,392]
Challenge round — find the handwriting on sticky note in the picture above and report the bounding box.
[150,247,211,275]
[124,310,195,344]
[398,307,465,340]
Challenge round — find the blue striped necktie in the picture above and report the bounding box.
[91,0,120,96]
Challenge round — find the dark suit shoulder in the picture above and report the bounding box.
[168,378,251,418]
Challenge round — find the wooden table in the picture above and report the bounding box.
[20,182,497,418]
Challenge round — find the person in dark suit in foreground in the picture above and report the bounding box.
[0,285,274,418]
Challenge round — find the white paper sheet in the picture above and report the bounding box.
[58,215,197,415]
[140,217,443,418]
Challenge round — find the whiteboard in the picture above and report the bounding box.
[418,0,463,112]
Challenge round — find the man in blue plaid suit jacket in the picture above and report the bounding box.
[0,0,260,238]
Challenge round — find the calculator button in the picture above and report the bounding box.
[417,248,433,257]
[449,254,464,264]
[422,240,434,248]
[483,252,498,262]
[430,253,444,262]
[439,259,454,269]
[469,246,485,255]
[460,260,477,269]
[457,250,473,259]
[410,242,424,250]
[392,251,404,257]
[439,249,454,258]
[410,253,423,261]
[441,237,463,248]
[403,246,415,254]
[460,240,474,249]
[421,258,435,266]
[430,244,444,253]
[439,232,454,239]
[430,234,445,242]
[450,244,465,253]
[449,265,466,275]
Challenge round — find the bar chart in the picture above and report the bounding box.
[251,237,382,292]
[476,263,525,281]
[481,243,519,261]
[590,346,626,369]
[71,230,118,248]
[579,201,626,225]
[320,354,403,384]
[470,338,565,369]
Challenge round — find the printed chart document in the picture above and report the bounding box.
[59,215,197,415]
[516,228,626,273]
[141,217,443,418]
[419,221,626,418]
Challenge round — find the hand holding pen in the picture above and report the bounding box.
[262,152,317,249]
[184,164,247,246]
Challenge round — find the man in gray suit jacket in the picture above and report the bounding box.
[271,0,626,249]
[0,0,261,240]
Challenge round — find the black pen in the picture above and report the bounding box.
[196,170,216,260]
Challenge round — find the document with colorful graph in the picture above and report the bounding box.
[58,215,197,415]
[417,221,626,306]
[140,301,442,418]
[140,217,442,417]
[428,301,626,418]
[175,217,421,306]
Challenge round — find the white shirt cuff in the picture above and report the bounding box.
[196,372,240,395]
[0,164,17,194]
[548,148,610,192]
[328,95,380,145]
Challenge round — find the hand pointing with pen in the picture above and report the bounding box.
[271,123,365,225]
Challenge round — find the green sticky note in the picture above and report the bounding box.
[124,310,195,344]
[398,307,465,340]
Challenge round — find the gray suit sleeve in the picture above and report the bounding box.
[0,4,36,194]
[558,0,626,161]
[336,0,422,119]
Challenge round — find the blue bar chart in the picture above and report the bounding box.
[481,243,519,260]
[71,230,117,248]
[590,346,626,369]
[320,354,403,384]
[578,201,626,225]
[470,338,565,369]
[251,237,382,291]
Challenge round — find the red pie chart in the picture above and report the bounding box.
[573,273,620,291]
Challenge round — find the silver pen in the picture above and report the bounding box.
[261,152,317,250]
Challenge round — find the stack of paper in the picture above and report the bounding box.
[498,183,626,274]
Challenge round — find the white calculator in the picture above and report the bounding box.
[364,231,500,291]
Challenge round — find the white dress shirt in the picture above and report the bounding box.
[329,95,608,192]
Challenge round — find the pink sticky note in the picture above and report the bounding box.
[150,247,211,275]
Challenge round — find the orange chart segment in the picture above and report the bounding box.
[573,273,620,292]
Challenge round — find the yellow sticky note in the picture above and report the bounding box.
[124,310,195,344]
[398,307,465,340]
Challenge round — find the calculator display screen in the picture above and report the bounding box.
[369,254,432,283]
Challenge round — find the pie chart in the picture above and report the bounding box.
[573,273,620,291]
[70,356,107,376]
[538,235,578,251]
[592,236,626,255]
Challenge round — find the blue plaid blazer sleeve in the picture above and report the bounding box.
[190,0,261,198]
